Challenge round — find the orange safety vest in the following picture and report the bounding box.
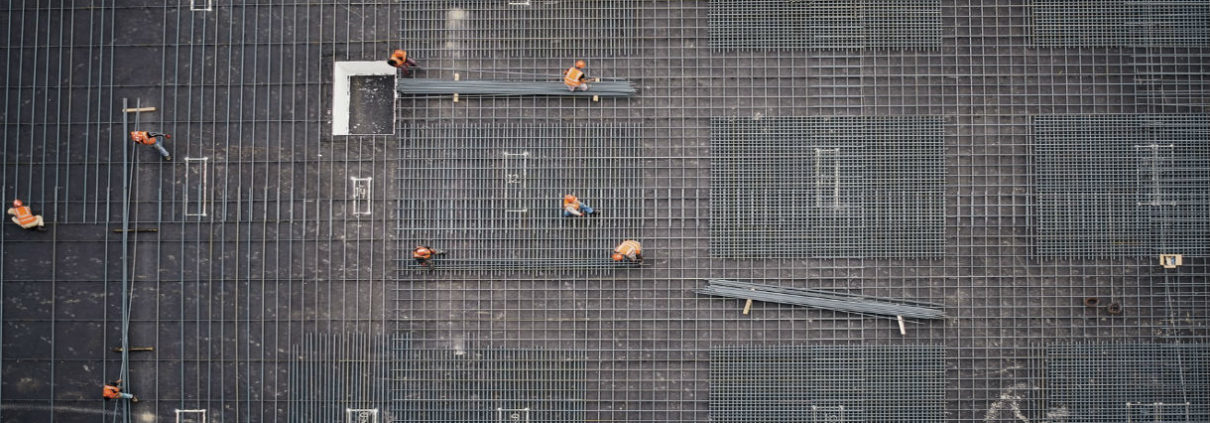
[103,385,122,399]
[413,247,432,260]
[10,206,37,225]
[130,131,155,145]
[389,50,409,67]
[563,67,585,87]
[563,197,581,211]
[614,240,641,257]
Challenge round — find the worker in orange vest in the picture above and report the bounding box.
[102,379,138,402]
[563,60,590,92]
[612,240,642,263]
[7,199,46,231]
[562,194,596,217]
[129,131,172,161]
[412,245,445,268]
[387,49,419,76]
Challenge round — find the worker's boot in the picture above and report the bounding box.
[35,225,47,232]
[131,396,139,403]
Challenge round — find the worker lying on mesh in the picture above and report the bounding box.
[412,245,446,268]
[387,49,419,76]
[129,131,172,161]
[102,379,138,403]
[562,194,597,217]
[612,240,643,264]
[563,60,591,92]
[8,199,46,231]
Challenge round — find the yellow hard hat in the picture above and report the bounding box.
[575,60,587,69]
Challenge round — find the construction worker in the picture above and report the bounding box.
[7,199,46,231]
[412,245,445,268]
[102,379,138,403]
[563,60,590,92]
[562,194,596,217]
[387,49,419,76]
[129,131,172,161]
[612,239,642,264]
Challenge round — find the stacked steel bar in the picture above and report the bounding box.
[396,79,637,97]
[698,279,946,320]
[402,258,636,270]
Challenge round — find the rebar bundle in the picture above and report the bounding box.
[403,258,636,270]
[698,279,946,320]
[396,79,637,97]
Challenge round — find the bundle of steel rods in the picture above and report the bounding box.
[698,279,947,320]
[396,79,638,97]
[404,258,636,270]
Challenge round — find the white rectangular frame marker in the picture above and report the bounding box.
[333,61,397,136]
[184,157,210,217]
[190,0,213,12]
[175,409,206,423]
[503,151,529,214]
[346,408,380,423]
[813,148,840,208]
[351,177,373,216]
[496,407,531,422]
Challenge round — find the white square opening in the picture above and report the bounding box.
[333,61,397,136]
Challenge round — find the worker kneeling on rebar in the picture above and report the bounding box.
[387,49,419,76]
[102,379,138,403]
[8,199,46,231]
[612,240,643,264]
[563,60,591,92]
[562,194,596,217]
[129,131,172,161]
[412,245,445,268]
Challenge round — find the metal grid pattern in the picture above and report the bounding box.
[287,333,395,422]
[708,0,943,49]
[710,345,946,422]
[401,0,639,59]
[393,349,587,423]
[396,123,643,270]
[1,1,1209,423]
[1031,1,1210,47]
[1045,344,1210,423]
[1134,51,1210,112]
[710,116,946,257]
[1033,114,1210,256]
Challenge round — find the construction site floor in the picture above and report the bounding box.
[2,1,1208,422]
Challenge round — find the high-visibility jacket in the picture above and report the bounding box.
[413,247,432,260]
[102,385,122,399]
[389,50,410,68]
[130,131,155,145]
[563,197,581,212]
[614,240,641,258]
[563,67,586,87]
[9,206,37,226]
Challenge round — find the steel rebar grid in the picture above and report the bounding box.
[0,1,1208,423]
